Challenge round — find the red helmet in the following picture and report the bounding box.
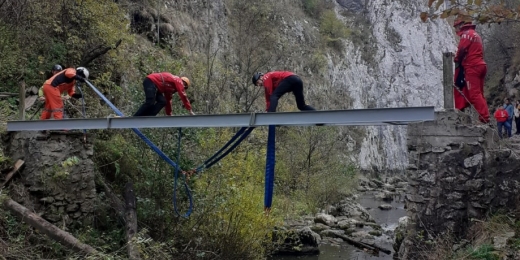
[453,19,465,27]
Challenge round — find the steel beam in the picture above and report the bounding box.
[6,106,435,131]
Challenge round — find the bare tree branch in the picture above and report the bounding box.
[80,39,122,66]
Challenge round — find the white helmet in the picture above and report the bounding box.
[76,67,89,79]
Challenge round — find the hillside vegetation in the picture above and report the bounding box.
[0,0,360,259]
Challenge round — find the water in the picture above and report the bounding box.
[272,192,406,260]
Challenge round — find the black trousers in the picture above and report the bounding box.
[515,116,520,134]
[268,75,315,112]
[134,78,166,116]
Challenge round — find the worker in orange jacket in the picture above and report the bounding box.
[40,67,89,120]
[38,64,64,102]
[133,72,195,116]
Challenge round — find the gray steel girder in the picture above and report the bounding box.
[7,106,435,131]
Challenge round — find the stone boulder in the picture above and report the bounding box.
[314,213,337,227]
[334,198,375,223]
[272,226,321,256]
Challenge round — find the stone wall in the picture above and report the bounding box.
[5,131,98,227]
[399,110,520,258]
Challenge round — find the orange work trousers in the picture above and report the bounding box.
[40,84,64,120]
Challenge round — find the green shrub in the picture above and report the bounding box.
[467,244,499,260]
[302,0,334,18]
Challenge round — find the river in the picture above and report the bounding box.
[271,191,406,260]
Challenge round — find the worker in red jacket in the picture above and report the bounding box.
[252,71,315,112]
[40,67,88,120]
[134,73,195,116]
[452,18,489,123]
[494,106,510,139]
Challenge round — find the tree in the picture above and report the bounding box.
[421,0,520,24]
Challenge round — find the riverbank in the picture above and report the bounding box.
[271,176,407,259]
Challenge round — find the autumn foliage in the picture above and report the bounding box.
[421,0,520,24]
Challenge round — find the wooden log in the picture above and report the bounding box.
[124,182,140,260]
[1,159,24,188]
[2,198,99,255]
[334,233,392,255]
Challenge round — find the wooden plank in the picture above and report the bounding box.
[443,52,455,110]
[24,95,38,110]
[27,86,39,95]
[19,81,26,120]
[1,159,25,188]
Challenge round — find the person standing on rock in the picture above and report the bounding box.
[504,98,514,136]
[40,67,88,120]
[452,17,489,123]
[133,73,195,117]
[494,106,510,139]
[251,71,316,112]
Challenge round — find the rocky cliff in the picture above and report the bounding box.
[330,0,456,172]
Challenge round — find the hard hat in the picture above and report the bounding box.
[52,64,63,71]
[76,67,89,79]
[181,77,190,87]
[454,16,472,27]
[252,72,263,85]
[453,19,465,27]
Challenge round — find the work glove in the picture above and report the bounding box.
[74,75,86,82]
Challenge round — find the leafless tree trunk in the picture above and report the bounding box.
[2,198,99,255]
[124,182,140,260]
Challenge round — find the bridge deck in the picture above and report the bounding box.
[6,106,435,131]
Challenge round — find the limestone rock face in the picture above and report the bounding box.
[325,0,456,172]
[6,131,98,226]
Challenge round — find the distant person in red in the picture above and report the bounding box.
[494,106,510,139]
[134,73,195,116]
[40,67,88,120]
[452,18,489,123]
[252,71,315,112]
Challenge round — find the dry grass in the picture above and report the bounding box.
[409,214,514,260]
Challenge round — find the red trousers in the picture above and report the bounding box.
[454,64,489,123]
[40,84,64,120]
